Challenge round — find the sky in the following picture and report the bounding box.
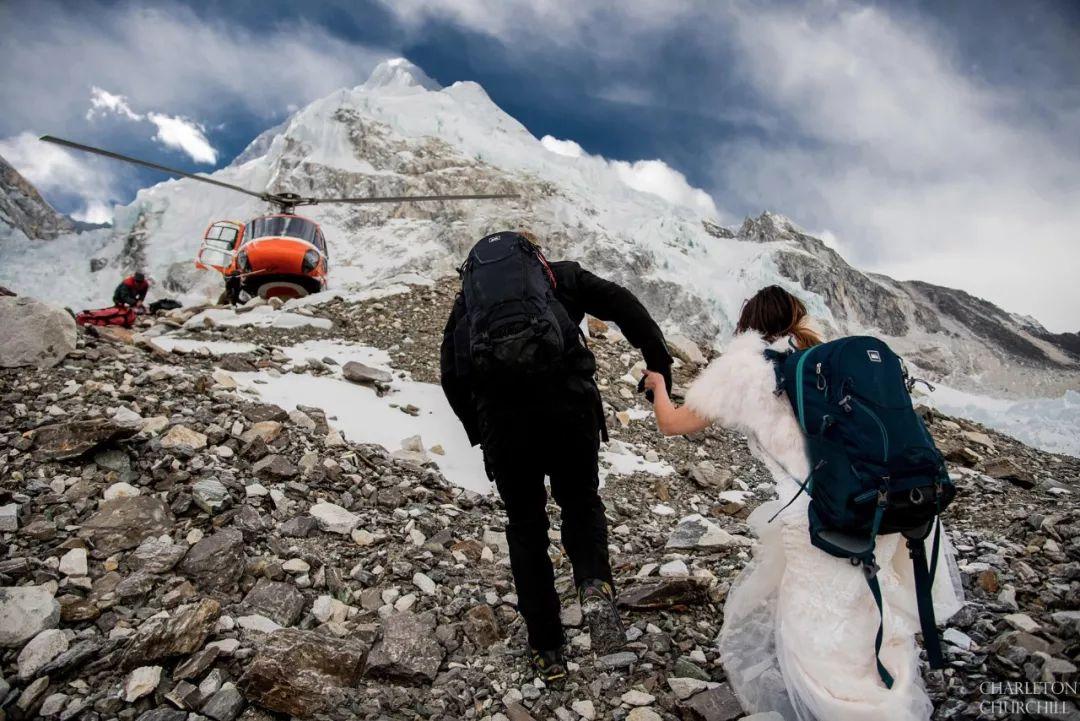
[0,0,1077,331]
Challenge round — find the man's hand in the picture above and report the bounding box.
[641,370,669,404]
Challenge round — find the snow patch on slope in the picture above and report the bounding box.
[235,339,489,493]
[921,385,1080,458]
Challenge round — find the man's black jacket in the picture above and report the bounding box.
[440,260,673,446]
[113,278,148,307]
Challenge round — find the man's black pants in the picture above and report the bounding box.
[479,389,613,651]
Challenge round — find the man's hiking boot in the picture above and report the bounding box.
[578,579,625,653]
[530,647,568,684]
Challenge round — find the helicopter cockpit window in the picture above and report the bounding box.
[204,223,239,250]
[247,216,318,245]
[312,228,328,255]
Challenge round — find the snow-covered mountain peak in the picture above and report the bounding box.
[738,211,804,243]
[360,57,442,93]
[1,60,1077,419]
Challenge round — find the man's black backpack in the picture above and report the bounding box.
[458,232,578,380]
[767,336,956,688]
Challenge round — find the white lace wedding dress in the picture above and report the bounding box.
[683,332,965,721]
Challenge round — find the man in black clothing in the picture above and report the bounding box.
[440,231,672,680]
[113,272,149,308]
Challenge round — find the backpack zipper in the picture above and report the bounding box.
[848,396,889,462]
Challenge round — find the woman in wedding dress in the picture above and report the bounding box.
[642,286,964,721]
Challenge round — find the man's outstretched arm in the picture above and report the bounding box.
[566,263,673,390]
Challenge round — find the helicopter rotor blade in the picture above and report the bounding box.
[306,193,519,205]
[40,135,267,200]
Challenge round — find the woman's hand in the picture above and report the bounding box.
[642,369,710,437]
[642,370,668,399]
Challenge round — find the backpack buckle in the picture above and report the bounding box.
[859,558,881,580]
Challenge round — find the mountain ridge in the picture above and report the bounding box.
[0,153,76,240]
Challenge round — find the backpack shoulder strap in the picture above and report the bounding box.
[905,519,946,671]
[863,498,895,689]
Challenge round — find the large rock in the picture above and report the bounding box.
[0,586,61,647]
[160,425,208,451]
[242,579,305,627]
[679,682,743,721]
[666,514,752,551]
[309,502,359,535]
[202,684,245,721]
[688,461,733,491]
[982,457,1036,489]
[82,496,174,556]
[244,403,288,423]
[238,629,368,716]
[31,418,138,461]
[192,478,231,514]
[253,454,299,480]
[125,665,162,702]
[123,599,221,665]
[666,334,707,365]
[17,628,69,679]
[180,528,245,593]
[128,536,187,574]
[366,613,445,684]
[0,296,76,368]
[617,578,711,610]
[342,361,392,386]
[463,604,503,648]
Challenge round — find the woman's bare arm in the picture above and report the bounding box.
[642,370,710,436]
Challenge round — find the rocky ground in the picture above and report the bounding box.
[0,280,1078,721]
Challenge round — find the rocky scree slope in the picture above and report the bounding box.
[0,281,1077,721]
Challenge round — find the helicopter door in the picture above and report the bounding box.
[196,221,244,273]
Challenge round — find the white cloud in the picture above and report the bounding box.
[0,4,389,132]
[86,86,218,164]
[714,4,1080,331]
[146,113,217,164]
[611,159,718,218]
[0,131,123,222]
[542,134,718,216]
[87,87,143,121]
[540,135,584,158]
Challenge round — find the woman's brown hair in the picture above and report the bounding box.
[736,285,823,350]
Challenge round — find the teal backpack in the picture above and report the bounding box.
[766,336,956,687]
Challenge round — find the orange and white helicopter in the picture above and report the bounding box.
[41,136,517,300]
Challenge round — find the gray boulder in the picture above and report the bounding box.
[32,418,139,462]
[688,461,733,491]
[180,528,245,593]
[242,579,305,627]
[82,496,174,557]
[679,682,743,721]
[342,361,392,385]
[123,599,221,665]
[0,296,76,368]
[666,514,752,551]
[128,536,187,574]
[366,613,445,684]
[0,586,60,647]
[238,628,368,716]
[192,478,231,514]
